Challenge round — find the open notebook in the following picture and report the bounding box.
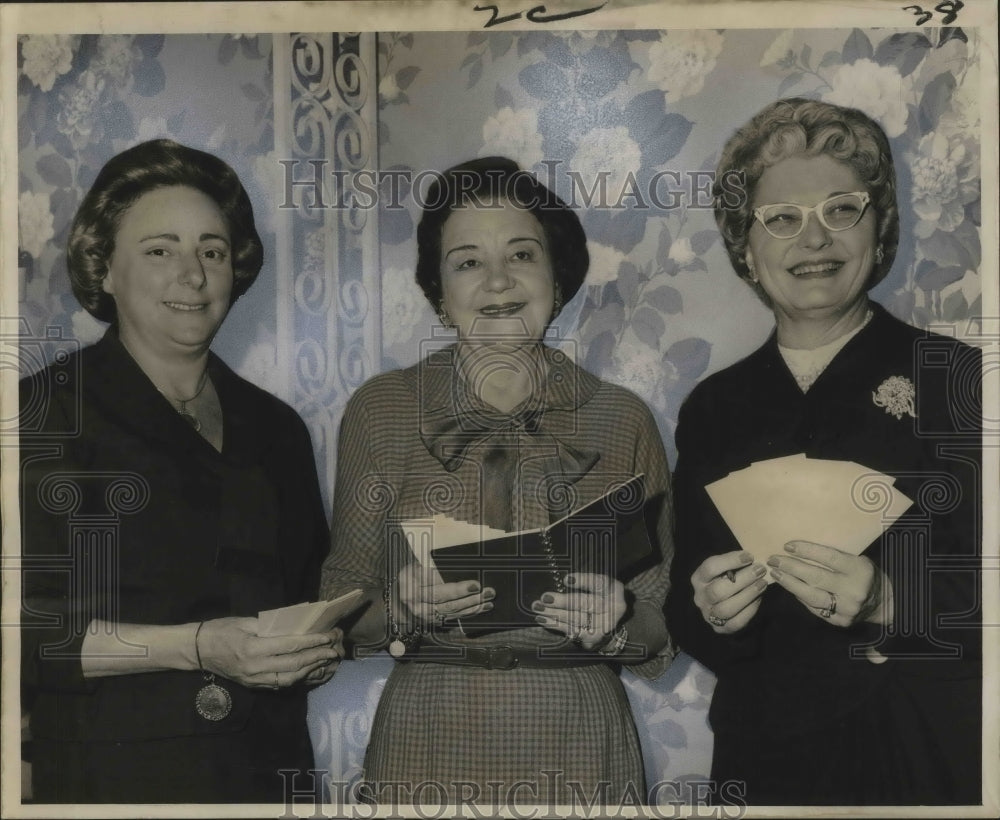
[400,475,658,632]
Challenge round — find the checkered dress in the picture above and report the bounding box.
[321,346,675,804]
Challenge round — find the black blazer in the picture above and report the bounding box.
[665,303,981,804]
[20,330,328,797]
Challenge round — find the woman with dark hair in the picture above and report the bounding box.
[21,140,338,802]
[320,157,675,805]
[666,99,981,805]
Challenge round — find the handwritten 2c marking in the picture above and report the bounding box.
[474,2,608,29]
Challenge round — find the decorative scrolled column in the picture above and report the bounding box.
[273,32,381,502]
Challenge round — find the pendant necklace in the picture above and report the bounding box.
[164,369,210,432]
[195,675,233,721]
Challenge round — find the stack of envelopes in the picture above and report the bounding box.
[705,454,913,580]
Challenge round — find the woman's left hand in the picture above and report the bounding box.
[302,628,346,686]
[532,573,626,651]
[767,540,891,627]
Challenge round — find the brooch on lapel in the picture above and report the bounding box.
[872,375,916,420]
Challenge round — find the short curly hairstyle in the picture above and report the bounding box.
[67,139,263,323]
[414,156,589,316]
[712,98,899,300]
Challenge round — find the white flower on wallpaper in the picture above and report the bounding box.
[20,34,75,92]
[57,69,105,145]
[823,59,909,138]
[938,61,980,135]
[479,106,544,169]
[907,130,978,240]
[18,191,55,259]
[251,149,284,230]
[622,666,711,717]
[238,338,280,395]
[609,330,671,414]
[205,123,228,149]
[136,116,170,142]
[71,310,106,346]
[646,30,724,101]
[379,73,401,103]
[381,266,425,349]
[93,35,139,86]
[585,241,627,287]
[759,30,794,68]
[667,237,696,267]
[570,126,641,198]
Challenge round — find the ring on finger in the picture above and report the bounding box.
[819,591,837,619]
[707,610,728,628]
[432,607,447,627]
[583,611,593,633]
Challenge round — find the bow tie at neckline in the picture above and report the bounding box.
[413,344,603,496]
[420,396,599,483]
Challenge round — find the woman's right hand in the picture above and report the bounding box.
[196,617,342,689]
[396,563,495,626]
[692,551,768,634]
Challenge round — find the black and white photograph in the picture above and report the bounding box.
[2,0,997,816]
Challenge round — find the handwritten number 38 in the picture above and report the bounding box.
[903,1,963,25]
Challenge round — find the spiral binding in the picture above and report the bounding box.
[539,529,566,593]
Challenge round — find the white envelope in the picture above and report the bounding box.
[257,588,364,637]
[400,514,507,579]
[705,454,913,580]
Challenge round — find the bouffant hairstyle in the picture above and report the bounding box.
[414,156,589,316]
[67,139,263,322]
[713,98,899,300]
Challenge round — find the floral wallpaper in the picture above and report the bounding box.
[16,33,280,386]
[15,24,983,804]
[376,27,982,455]
[17,28,983,448]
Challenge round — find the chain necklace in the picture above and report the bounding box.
[163,369,210,432]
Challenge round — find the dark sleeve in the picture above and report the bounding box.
[664,386,765,673]
[20,380,99,696]
[276,405,330,604]
[869,341,982,666]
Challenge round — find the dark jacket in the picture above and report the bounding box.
[20,330,329,802]
[665,304,982,805]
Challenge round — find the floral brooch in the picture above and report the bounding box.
[872,375,916,420]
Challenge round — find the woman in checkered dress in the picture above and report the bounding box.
[320,157,675,806]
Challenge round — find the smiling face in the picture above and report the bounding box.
[439,199,555,346]
[746,153,877,326]
[101,185,234,360]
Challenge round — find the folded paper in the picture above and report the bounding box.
[705,454,912,580]
[257,588,364,637]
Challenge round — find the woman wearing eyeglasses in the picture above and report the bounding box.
[665,99,981,805]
